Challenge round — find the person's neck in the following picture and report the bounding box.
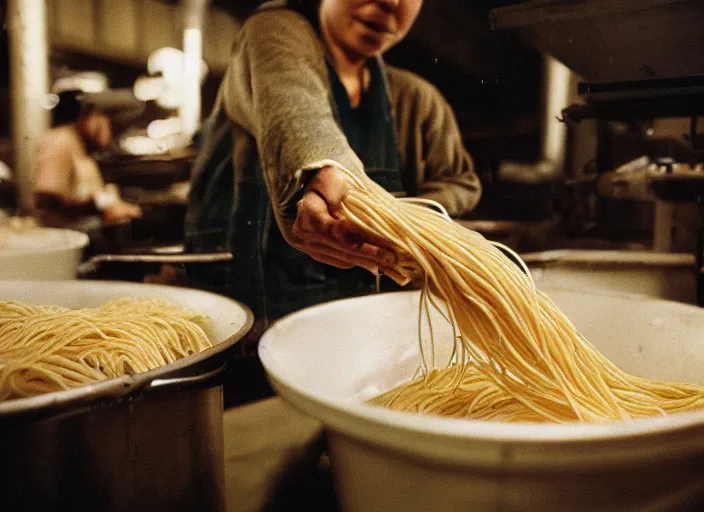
[320,19,369,108]
[73,123,90,146]
[72,123,98,153]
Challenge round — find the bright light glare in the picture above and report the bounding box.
[52,72,108,94]
[147,117,182,140]
[133,76,166,102]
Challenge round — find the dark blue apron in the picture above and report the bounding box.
[185,5,405,348]
[184,111,237,297]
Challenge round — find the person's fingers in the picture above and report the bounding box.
[299,233,396,268]
[294,191,397,267]
[307,244,410,286]
[329,218,382,248]
[341,239,396,266]
[306,166,351,209]
[304,243,407,286]
[304,245,409,287]
[302,248,354,269]
[379,267,411,287]
[296,192,333,235]
[301,241,380,269]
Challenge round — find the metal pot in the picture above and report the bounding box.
[0,280,253,512]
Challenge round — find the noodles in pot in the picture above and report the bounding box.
[335,169,704,423]
[0,298,212,401]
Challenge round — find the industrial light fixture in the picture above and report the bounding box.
[135,47,208,110]
[119,135,164,156]
[52,71,109,95]
[133,76,166,103]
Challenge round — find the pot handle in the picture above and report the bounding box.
[0,363,230,425]
[88,252,234,264]
[148,362,227,391]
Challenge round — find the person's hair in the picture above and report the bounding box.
[287,0,321,11]
[52,90,83,127]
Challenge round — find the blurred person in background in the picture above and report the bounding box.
[34,91,142,227]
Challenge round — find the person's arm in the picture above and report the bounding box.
[221,10,362,230]
[220,9,395,275]
[389,68,482,217]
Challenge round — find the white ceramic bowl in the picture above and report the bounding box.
[0,227,89,280]
[260,288,704,512]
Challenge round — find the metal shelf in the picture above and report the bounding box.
[562,94,704,123]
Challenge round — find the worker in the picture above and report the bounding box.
[34,92,142,226]
[185,0,482,384]
[188,3,484,505]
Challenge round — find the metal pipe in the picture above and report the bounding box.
[8,0,50,214]
[180,0,208,140]
[497,54,573,183]
[541,54,571,166]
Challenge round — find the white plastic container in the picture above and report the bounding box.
[260,288,704,512]
[0,227,89,280]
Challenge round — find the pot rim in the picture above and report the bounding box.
[260,288,704,451]
[520,249,695,268]
[0,280,253,419]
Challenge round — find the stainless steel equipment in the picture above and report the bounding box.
[491,0,704,303]
[490,0,704,83]
[0,280,253,512]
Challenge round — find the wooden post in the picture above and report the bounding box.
[8,0,50,214]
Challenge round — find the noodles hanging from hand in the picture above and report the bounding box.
[335,168,704,423]
[0,298,212,401]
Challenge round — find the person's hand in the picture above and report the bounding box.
[290,166,406,283]
[103,200,142,225]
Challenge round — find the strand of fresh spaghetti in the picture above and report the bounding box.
[0,298,212,401]
[336,170,704,423]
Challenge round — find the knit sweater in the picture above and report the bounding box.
[196,8,481,243]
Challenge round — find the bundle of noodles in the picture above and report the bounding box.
[0,298,211,401]
[336,169,704,423]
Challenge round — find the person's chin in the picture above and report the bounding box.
[352,35,390,58]
[348,24,391,54]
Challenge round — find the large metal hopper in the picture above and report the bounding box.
[490,0,704,82]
